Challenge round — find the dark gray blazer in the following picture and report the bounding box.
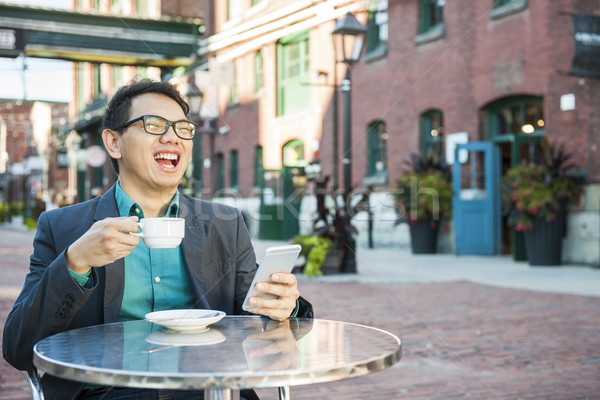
[2,184,261,399]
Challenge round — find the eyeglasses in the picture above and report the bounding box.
[117,115,197,140]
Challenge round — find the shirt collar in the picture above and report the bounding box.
[114,180,179,218]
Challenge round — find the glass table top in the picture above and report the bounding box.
[34,316,402,390]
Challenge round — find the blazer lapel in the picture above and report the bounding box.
[179,196,210,307]
[94,184,126,323]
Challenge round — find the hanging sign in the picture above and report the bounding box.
[571,14,600,78]
[0,28,24,57]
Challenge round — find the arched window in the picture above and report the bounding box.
[229,150,238,189]
[486,96,544,139]
[367,120,388,177]
[282,139,305,167]
[421,109,444,158]
[216,153,225,192]
[254,145,264,188]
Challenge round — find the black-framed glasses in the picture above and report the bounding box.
[117,115,197,140]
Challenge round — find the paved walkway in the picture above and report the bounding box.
[1,228,600,399]
[254,240,600,298]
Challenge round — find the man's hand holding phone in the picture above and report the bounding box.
[243,245,301,321]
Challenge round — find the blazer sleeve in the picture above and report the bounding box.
[2,211,98,371]
[233,209,259,315]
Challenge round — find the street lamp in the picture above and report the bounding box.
[332,11,366,274]
[185,83,203,197]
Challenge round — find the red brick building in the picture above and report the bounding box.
[202,0,600,259]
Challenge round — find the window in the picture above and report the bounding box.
[367,120,388,177]
[216,153,225,193]
[76,63,85,111]
[283,140,305,167]
[229,150,238,189]
[254,145,264,187]
[255,51,263,92]
[421,110,444,159]
[276,30,310,116]
[230,85,239,105]
[230,63,238,105]
[111,0,123,13]
[366,0,388,56]
[135,0,148,15]
[419,0,444,34]
[227,0,243,21]
[494,0,521,7]
[251,0,266,6]
[93,64,101,97]
[112,65,124,88]
[487,96,544,139]
[490,0,528,20]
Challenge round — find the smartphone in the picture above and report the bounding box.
[242,244,302,311]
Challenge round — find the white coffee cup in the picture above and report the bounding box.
[131,217,185,248]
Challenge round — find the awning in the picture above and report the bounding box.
[0,3,202,67]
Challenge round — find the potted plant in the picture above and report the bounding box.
[392,153,452,254]
[291,234,336,277]
[501,138,585,266]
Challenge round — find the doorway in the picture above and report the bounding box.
[485,95,545,259]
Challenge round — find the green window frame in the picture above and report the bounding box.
[366,0,388,54]
[255,51,263,92]
[486,96,544,139]
[229,150,239,189]
[93,64,101,97]
[421,109,444,159]
[254,145,264,188]
[493,0,521,7]
[276,30,310,116]
[217,153,225,193]
[283,140,304,167]
[367,120,388,177]
[419,0,444,34]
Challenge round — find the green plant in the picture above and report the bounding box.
[501,139,585,231]
[392,153,452,224]
[24,217,37,230]
[291,234,333,277]
[0,203,7,222]
[9,201,24,217]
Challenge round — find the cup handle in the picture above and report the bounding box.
[129,222,143,237]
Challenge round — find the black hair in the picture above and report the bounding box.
[103,78,190,174]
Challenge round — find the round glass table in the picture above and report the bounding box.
[34,316,401,399]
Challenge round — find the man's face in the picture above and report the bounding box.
[112,92,193,195]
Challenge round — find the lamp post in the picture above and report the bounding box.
[185,83,204,198]
[332,12,367,274]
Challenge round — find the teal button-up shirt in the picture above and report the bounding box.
[114,182,195,321]
[68,182,196,321]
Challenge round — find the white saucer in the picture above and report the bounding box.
[145,328,226,347]
[145,309,225,333]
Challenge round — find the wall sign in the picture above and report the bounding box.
[572,14,600,79]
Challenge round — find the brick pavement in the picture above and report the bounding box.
[1,228,600,399]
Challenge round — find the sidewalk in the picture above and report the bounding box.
[1,228,600,399]
[253,240,600,298]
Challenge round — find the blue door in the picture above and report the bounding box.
[452,142,500,255]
